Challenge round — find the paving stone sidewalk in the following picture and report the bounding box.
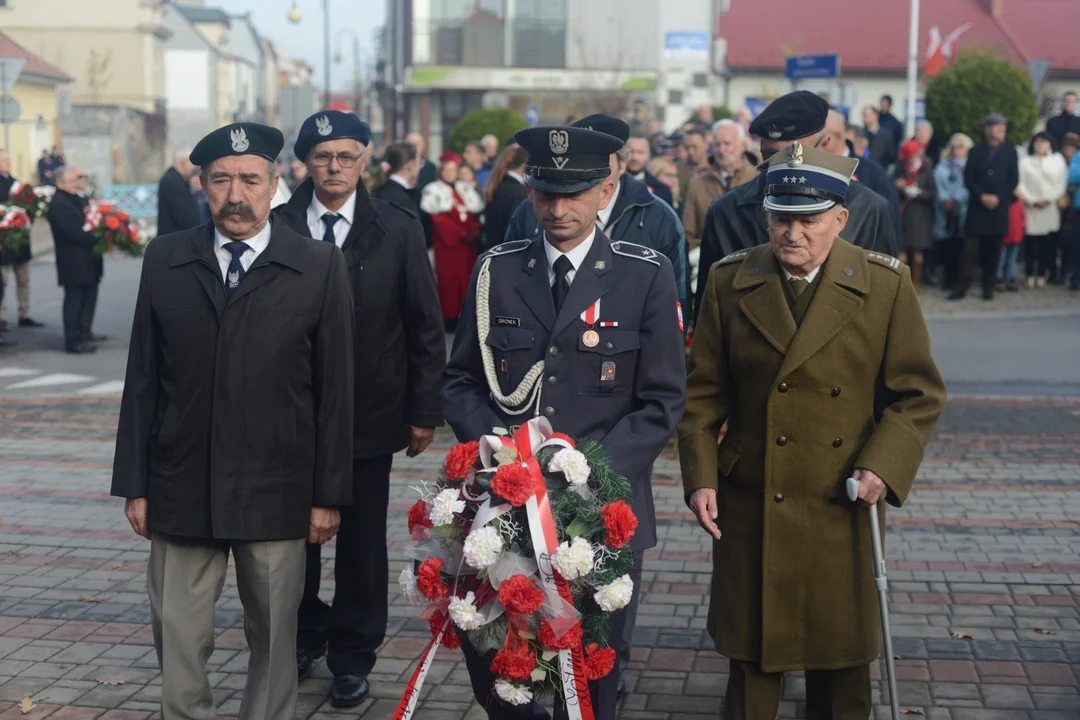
[0,395,1078,719]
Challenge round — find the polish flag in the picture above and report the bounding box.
[926,22,974,76]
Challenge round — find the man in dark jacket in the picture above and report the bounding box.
[47,167,100,354]
[275,111,445,709]
[1046,92,1080,148]
[862,105,897,170]
[111,122,355,720]
[952,113,1019,301]
[626,134,674,206]
[483,145,528,251]
[156,149,201,236]
[878,94,906,154]
[693,93,897,325]
[504,115,690,314]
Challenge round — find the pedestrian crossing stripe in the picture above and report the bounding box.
[0,367,38,378]
[7,373,95,390]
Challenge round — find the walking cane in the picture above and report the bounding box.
[846,477,901,720]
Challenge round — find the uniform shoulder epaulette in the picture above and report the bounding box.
[485,239,532,257]
[610,241,660,266]
[716,249,749,266]
[386,200,418,219]
[865,251,903,273]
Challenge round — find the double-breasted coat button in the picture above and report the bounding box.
[544,406,555,417]
[548,376,558,386]
[843,267,855,276]
[833,438,843,448]
[549,346,558,357]
[774,493,784,503]
[749,267,760,276]
[778,382,788,393]
[831,387,841,397]
[776,435,788,447]
[605,341,614,350]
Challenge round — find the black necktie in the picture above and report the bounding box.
[322,212,342,245]
[224,241,249,301]
[552,255,573,313]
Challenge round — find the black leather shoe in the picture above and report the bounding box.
[297,642,327,680]
[946,291,965,301]
[18,317,44,328]
[617,675,627,696]
[65,343,97,354]
[330,673,369,708]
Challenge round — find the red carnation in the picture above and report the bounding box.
[129,227,139,241]
[498,574,544,615]
[416,557,447,601]
[105,215,121,230]
[429,609,460,650]
[444,441,480,481]
[600,500,638,548]
[582,643,616,681]
[408,499,433,536]
[537,619,583,651]
[116,210,130,222]
[490,463,534,506]
[491,646,536,681]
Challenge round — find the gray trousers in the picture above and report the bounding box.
[148,533,306,720]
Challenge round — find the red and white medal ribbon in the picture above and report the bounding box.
[579,298,601,325]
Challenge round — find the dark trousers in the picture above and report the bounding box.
[62,283,98,350]
[618,551,644,675]
[940,236,964,291]
[724,660,871,720]
[297,454,393,676]
[1071,223,1080,289]
[460,583,633,720]
[956,234,1003,296]
[1023,233,1057,279]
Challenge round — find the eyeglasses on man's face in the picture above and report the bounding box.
[309,152,362,168]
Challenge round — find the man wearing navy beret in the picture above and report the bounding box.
[692,91,898,326]
[276,110,445,708]
[111,122,356,719]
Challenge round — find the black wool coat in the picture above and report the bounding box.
[963,142,1019,238]
[48,189,100,287]
[483,175,527,251]
[276,179,445,458]
[111,220,356,541]
[375,178,420,216]
[156,166,201,237]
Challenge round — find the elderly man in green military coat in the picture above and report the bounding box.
[677,142,947,719]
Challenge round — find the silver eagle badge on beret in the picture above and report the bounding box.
[316,115,333,136]
[549,130,569,155]
[230,127,249,153]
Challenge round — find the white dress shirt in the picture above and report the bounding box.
[781,264,822,283]
[214,221,272,282]
[596,180,621,230]
[390,174,411,189]
[506,170,525,186]
[544,227,596,287]
[306,191,356,247]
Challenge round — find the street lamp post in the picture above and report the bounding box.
[335,29,362,114]
[287,0,332,108]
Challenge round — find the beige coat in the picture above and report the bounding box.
[677,239,946,671]
[1017,152,1069,236]
[682,158,757,245]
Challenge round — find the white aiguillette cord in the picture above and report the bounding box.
[476,255,545,417]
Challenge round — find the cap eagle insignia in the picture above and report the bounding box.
[230,127,249,153]
[315,115,333,136]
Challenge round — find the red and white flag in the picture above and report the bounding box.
[926,22,973,76]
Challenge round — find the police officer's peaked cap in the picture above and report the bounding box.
[190,123,285,166]
[572,114,631,144]
[513,126,622,194]
[749,91,829,142]
[763,141,858,214]
[294,110,372,161]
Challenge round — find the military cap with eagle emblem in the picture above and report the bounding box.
[512,125,624,194]
[762,141,858,214]
[190,122,285,166]
[293,110,372,161]
[748,90,829,142]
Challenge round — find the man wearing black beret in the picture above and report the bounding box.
[111,122,356,719]
[276,110,445,708]
[501,113,691,317]
[692,91,897,325]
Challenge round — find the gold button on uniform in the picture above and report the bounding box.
[833,439,843,448]
[778,383,788,393]
[831,387,841,397]
[776,436,787,447]
[774,493,784,503]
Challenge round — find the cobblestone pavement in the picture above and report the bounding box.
[0,395,1078,720]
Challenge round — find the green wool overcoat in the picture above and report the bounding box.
[678,238,946,672]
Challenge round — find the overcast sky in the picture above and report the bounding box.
[211,0,386,91]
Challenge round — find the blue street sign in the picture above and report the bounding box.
[664,31,709,55]
[745,97,769,119]
[785,54,841,80]
[526,105,540,127]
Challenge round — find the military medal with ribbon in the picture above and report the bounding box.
[580,299,601,347]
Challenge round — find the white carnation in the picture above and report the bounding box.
[448,591,486,631]
[593,574,634,612]
[548,448,591,486]
[494,678,533,706]
[399,565,423,606]
[463,525,503,569]
[552,537,595,580]
[429,488,465,527]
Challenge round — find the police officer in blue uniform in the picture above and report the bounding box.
[442,125,687,719]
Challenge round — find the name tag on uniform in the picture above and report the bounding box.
[495,316,520,327]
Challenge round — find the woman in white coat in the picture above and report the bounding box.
[1017,132,1069,287]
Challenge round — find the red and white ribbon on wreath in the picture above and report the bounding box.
[393,614,448,720]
